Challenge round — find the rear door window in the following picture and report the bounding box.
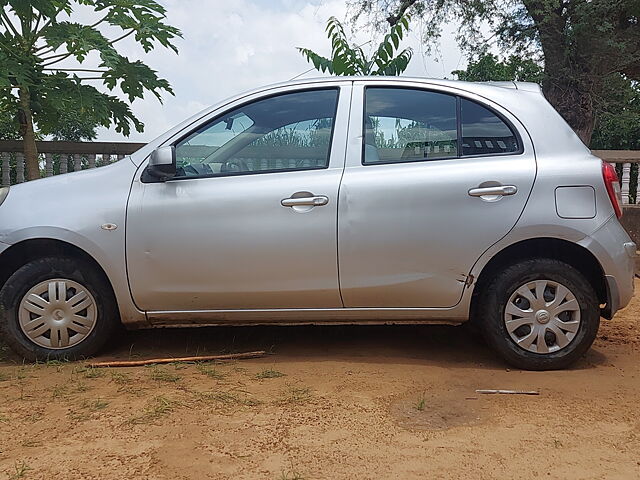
[362,87,521,165]
[363,88,458,164]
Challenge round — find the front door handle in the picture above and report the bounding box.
[468,185,518,197]
[281,195,329,207]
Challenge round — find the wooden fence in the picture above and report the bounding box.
[0,142,639,204]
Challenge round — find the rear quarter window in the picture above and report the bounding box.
[460,98,519,156]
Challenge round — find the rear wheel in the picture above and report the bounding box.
[0,257,119,361]
[477,259,600,370]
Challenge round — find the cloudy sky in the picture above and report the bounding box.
[65,0,466,142]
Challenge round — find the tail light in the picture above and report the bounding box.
[602,161,623,219]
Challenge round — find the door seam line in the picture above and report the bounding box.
[336,82,354,308]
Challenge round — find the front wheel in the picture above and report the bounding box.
[477,259,600,370]
[0,257,119,361]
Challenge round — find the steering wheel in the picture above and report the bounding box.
[176,163,214,177]
[220,158,250,173]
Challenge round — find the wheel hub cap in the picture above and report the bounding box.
[535,310,550,324]
[18,279,97,350]
[504,279,581,354]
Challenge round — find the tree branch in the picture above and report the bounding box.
[40,28,134,65]
[33,13,42,33]
[35,5,65,36]
[43,68,107,73]
[108,28,135,45]
[623,62,640,82]
[40,50,68,61]
[387,0,421,26]
[36,45,55,54]
[1,11,21,37]
[27,13,44,50]
[42,52,74,66]
[90,14,110,29]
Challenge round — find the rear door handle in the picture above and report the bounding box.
[468,185,518,197]
[281,195,329,207]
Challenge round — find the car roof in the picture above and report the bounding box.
[254,75,542,95]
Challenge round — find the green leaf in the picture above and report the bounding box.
[297,48,333,74]
[101,55,172,102]
[298,13,413,77]
[43,22,115,62]
[0,0,180,144]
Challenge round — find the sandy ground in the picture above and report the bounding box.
[1,282,639,480]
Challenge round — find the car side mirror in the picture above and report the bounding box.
[146,146,176,181]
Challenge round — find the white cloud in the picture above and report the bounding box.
[73,0,466,142]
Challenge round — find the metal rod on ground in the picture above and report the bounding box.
[87,350,267,368]
[476,389,540,395]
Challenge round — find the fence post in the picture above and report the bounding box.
[1,153,9,187]
[621,162,631,205]
[45,153,53,177]
[16,153,24,183]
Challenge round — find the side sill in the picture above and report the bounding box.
[146,308,467,327]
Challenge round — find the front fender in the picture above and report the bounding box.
[0,159,146,327]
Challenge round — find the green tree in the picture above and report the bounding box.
[0,107,19,140]
[350,0,640,145]
[47,110,97,142]
[298,15,412,76]
[452,53,640,151]
[590,75,640,151]
[451,53,543,83]
[0,0,181,180]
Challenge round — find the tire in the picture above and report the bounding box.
[476,258,600,370]
[0,257,119,361]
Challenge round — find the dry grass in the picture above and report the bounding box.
[279,471,305,480]
[196,363,226,379]
[110,371,132,385]
[195,389,260,407]
[75,366,105,379]
[148,366,181,383]
[279,385,313,405]
[125,396,176,426]
[6,461,31,480]
[256,368,285,379]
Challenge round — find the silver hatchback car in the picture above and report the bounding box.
[0,77,635,369]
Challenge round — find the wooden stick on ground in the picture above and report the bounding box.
[87,350,267,368]
[475,389,540,395]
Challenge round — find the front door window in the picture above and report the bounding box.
[174,89,339,178]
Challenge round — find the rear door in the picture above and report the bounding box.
[338,81,536,308]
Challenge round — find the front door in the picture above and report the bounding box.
[338,83,537,308]
[126,86,350,311]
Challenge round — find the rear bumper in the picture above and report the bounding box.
[580,216,636,318]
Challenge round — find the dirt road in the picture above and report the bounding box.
[1,281,639,480]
